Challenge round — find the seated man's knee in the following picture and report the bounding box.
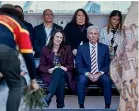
[103,75,111,86]
[78,74,87,84]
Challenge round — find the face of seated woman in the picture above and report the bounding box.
[76,11,85,25]
[53,32,63,47]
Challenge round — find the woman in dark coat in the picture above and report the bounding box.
[38,29,76,108]
[64,8,92,56]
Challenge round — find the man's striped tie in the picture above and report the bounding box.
[91,45,98,75]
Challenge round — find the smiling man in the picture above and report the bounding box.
[34,9,63,58]
[75,25,112,109]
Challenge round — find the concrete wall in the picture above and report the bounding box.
[24,13,126,29]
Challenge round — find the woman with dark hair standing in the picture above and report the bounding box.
[64,8,92,56]
[38,29,75,108]
[99,10,124,60]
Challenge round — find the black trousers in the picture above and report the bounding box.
[0,44,21,111]
[47,68,68,108]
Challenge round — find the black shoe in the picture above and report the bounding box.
[57,104,64,108]
[57,106,64,108]
[105,104,110,108]
[45,93,53,107]
[79,104,85,108]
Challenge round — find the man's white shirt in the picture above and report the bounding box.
[85,42,104,76]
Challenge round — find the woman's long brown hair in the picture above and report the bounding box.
[47,29,68,57]
[107,10,122,34]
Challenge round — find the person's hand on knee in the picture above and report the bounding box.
[48,67,55,74]
[0,72,3,78]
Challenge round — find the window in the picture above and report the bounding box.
[1,1,131,14]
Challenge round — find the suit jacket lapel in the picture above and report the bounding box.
[51,23,57,36]
[84,43,91,69]
[42,23,47,42]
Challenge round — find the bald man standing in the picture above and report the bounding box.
[34,9,63,58]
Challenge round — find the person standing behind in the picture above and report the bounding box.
[75,25,112,109]
[64,8,92,56]
[14,5,34,48]
[34,9,63,58]
[99,10,124,60]
[0,4,39,111]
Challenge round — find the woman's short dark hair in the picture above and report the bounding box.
[14,5,23,13]
[71,8,89,26]
[47,29,67,56]
[107,10,122,33]
[14,5,24,21]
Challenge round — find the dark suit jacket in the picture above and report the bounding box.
[24,21,34,47]
[38,45,77,94]
[34,23,63,58]
[75,43,110,75]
